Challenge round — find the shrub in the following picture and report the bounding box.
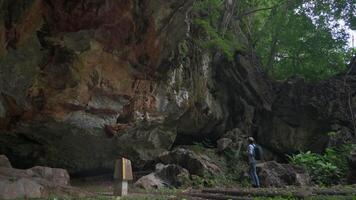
[289,145,355,185]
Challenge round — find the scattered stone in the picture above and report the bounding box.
[0,155,11,168]
[257,161,311,187]
[217,138,233,152]
[134,163,189,189]
[347,148,356,184]
[159,148,221,176]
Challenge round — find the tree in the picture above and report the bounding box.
[244,0,356,80]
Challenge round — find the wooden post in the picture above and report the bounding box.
[113,158,133,196]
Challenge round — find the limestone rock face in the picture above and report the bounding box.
[0,0,273,174]
[0,0,195,174]
[258,77,356,155]
[257,161,311,187]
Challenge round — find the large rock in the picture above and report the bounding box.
[0,155,11,168]
[115,123,177,169]
[258,77,356,155]
[257,161,311,187]
[0,155,86,199]
[0,0,275,174]
[134,163,189,189]
[347,148,356,184]
[159,148,221,176]
[29,166,70,186]
[0,178,43,200]
[217,138,233,152]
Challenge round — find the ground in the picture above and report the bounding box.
[61,178,356,200]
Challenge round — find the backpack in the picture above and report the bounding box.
[253,144,263,161]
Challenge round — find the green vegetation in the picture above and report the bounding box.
[43,197,174,200]
[254,196,297,200]
[193,0,356,80]
[255,196,356,200]
[244,0,356,80]
[289,144,355,185]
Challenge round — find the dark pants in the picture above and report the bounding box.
[249,162,260,187]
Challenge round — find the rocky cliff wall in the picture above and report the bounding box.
[258,76,356,156]
[0,0,199,174]
[0,0,354,175]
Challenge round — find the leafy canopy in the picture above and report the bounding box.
[191,0,355,80]
[247,0,356,80]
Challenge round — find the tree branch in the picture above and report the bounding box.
[219,0,238,36]
[242,6,276,16]
[240,1,290,17]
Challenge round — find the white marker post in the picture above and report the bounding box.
[113,157,133,196]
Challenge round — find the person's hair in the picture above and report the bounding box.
[248,137,255,144]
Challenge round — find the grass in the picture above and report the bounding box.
[255,196,356,200]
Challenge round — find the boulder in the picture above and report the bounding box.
[221,129,249,159]
[134,163,189,189]
[115,123,177,169]
[347,148,356,184]
[256,161,311,187]
[258,77,356,155]
[159,148,221,176]
[0,178,43,200]
[0,155,86,199]
[0,155,11,168]
[29,166,70,186]
[134,174,166,190]
[217,138,233,152]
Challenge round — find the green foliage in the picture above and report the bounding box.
[191,0,355,80]
[245,0,355,81]
[186,171,237,188]
[178,40,189,57]
[307,196,356,200]
[290,151,340,185]
[289,145,355,185]
[255,196,356,200]
[254,196,297,200]
[192,0,244,60]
